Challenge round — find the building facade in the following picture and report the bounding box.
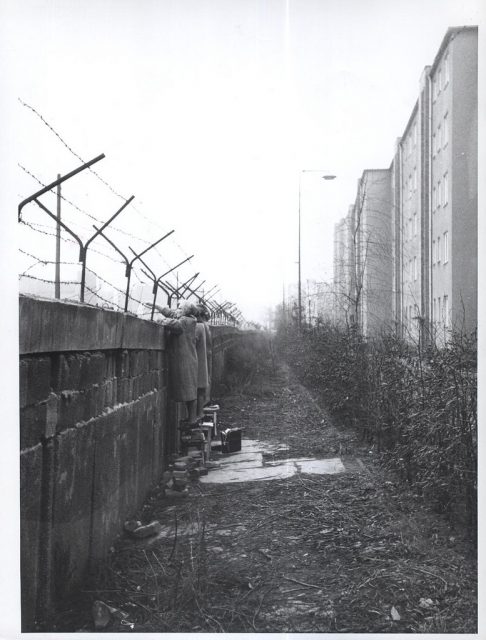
[333,26,477,341]
[429,26,478,338]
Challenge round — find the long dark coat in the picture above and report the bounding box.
[203,322,212,403]
[162,315,197,401]
[204,322,212,383]
[195,322,209,388]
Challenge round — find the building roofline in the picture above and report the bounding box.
[430,25,478,76]
[361,168,390,177]
[400,99,418,144]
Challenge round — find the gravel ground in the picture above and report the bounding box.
[52,361,477,633]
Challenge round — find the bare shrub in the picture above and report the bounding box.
[277,322,477,537]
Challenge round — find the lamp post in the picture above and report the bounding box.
[298,170,336,331]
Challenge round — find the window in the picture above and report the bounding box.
[443,295,449,326]
[433,298,436,321]
[437,296,441,322]
[409,259,412,279]
[413,256,418,281]
[443,113,449,147]
[443,172,448,205]
[413,211,418,236]
[432,239,436,264]
[438,67,443,92]
[413,167,417,191]
[432,133,437,157]
[443,231,449,263]
[437,125,441,152]
[437,180,442,208]
[444,54,450,85]
[437,236,441,262]
[413,122,418,146]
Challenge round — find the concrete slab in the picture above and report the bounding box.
[200,438,345,484]
[297,458,345,475]
[211,451,263,467]
[240,438,290,453]
[264,457,315,466]
[200,463,295,484]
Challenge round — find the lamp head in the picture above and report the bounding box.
[322,175,336,180]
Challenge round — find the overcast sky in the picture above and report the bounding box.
[1,0,483,322]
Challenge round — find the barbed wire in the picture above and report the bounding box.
[19,162,153,245]
[19,219,125,264]
[19,223,178,302]
[19,273,80,286]
[18,98,128,202]
[19,162,100,221]
[19,162,194,275]
[83,284,125,311]
[18,98,190,242]
[18,102,199,268]
[18,247,148,307]
[18,99,237,321]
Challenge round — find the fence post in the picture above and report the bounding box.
[55,175,61,299]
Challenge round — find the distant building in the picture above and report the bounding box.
[358,169,394,336]
[333,214,352,323]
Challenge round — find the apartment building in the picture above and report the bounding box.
[399,26,478,339]
[355,169,394,336]
[333,26,477,341]
[429,27,477,336]
[397,102,423,341]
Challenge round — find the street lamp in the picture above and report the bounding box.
[298,170,336,331]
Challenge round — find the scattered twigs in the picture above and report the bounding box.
[252,588,268,631]
[151,550,167,576]
[168,512,178,562]
[282,575,322,590]
[412,566,448,588]
[143,550,160,608]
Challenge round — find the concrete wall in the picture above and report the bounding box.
[19,295,238,630]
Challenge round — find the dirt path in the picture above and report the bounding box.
[55,362,476,633]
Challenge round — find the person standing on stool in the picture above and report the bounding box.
[195,306,209,420]
[155,301,198,425]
